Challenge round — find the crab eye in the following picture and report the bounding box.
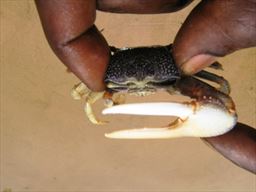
[126,82,136,86]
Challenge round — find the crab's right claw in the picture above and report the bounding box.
[71,82,106,125]
[102,102,237,139]
[85,98,107,125]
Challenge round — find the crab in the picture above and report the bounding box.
[71,45,237,139]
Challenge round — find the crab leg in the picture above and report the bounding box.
[195,70,230,94]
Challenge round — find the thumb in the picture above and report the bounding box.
[173,0,256,74]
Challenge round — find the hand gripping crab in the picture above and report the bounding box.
[71,45,237,139]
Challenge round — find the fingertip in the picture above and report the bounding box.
[92,81,107,92]
[180,54,217,75]
[83,76,106,92]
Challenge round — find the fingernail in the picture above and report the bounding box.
[181,54,217,74]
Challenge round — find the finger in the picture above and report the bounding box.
[97,0,193,13]
[202,122,256,174]
[173,0,256,74]
[36,0,110,91]
[56,25,110,91]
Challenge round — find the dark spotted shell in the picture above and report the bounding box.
[104,45,180,83]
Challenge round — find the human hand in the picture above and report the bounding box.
[35,0,195,91]
[172,0,256,74]
[203,123,256,174]
[36,0,256,173]
[172,1,256,174]
[36,0,256,91]
[35,0,110,91]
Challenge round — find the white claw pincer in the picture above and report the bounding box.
[102,102,237,139]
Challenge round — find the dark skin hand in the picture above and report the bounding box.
[35,0,256,173]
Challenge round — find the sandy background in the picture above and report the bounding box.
[1,0,255,191]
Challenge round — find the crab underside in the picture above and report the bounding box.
[71,45,237,139]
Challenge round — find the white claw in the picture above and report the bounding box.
[103,102,193,118]
[102,102,237,139]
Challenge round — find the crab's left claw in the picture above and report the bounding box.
[102,102,237,139]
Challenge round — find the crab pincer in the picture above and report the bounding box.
[72,45,237,139]
[103,76,237,139]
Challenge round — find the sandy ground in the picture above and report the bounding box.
[1,0,255,191]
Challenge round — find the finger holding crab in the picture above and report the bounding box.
[72,45,237,139]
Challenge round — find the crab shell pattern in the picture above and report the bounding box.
[71,45,237,139]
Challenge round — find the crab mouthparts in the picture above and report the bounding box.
[102,102,237,139]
